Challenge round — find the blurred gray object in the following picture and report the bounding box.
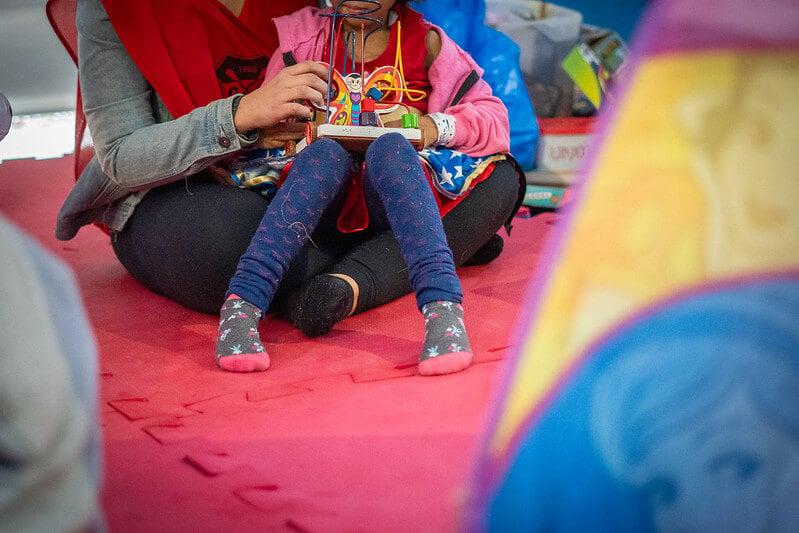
[0,212,104,531]
[0,0,77,114]
[0,93,11,141]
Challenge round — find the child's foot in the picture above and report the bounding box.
[280,274,356,337]
[216,297,270,372]
[418,301,473,376]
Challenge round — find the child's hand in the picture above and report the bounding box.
[384,115,438,148]
[234,61,328,133]
[418,116,438,148]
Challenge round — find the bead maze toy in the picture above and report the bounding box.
[232,0,429,196]
[304,0,427,151]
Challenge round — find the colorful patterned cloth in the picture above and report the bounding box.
[229,144,505,201]
[419,148,505,200]
[469,0,799,530]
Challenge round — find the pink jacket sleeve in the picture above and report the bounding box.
[427,27,511,157]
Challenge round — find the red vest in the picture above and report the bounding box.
[99,0,315,118]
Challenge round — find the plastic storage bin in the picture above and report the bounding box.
[532,116,596,183]
[485,1,582,117]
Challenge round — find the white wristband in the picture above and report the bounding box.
[427,112,456,147]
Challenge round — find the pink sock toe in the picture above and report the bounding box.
[217,353,270,373]
[418,351,473,376]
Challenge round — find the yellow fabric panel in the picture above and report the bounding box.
[490,50,799,455]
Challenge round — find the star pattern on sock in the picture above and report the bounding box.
[418,301,473,376]
[216,298,270,372]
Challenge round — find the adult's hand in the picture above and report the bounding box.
[255,121,307,149]
[234,61,328,133]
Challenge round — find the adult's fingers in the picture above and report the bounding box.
[284,60,329,80]
[239,62,330,130]
[273,69,328,105]
[272,101,314,122]
[294,73,328,99]
[290,84,327,108]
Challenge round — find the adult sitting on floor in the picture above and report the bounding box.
[56,0,523,336]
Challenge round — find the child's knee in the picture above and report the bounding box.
[365,132,414,163]
[307,137,350,163]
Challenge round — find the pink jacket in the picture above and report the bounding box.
[265,6,511,157]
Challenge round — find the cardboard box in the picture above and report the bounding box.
[534,116,597,184]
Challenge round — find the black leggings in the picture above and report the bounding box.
[111,158,523,315]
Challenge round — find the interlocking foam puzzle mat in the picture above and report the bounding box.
[0,154,556,531]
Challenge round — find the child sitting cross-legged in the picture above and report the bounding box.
[216,0,512,375]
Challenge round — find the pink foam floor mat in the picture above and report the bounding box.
[0,156,559,531]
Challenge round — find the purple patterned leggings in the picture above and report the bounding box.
[227,133,462,313]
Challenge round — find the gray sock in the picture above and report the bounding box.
[420,301,471,364]
[216,298,265,361]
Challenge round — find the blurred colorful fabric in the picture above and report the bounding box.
[469,0,799,530]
